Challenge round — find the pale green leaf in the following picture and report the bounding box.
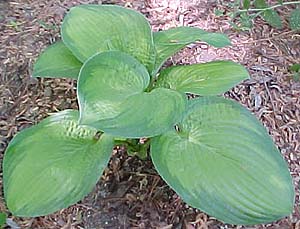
[151,97,294,225]
[254,0,268,8]
[33,41,82,79]
[96,88,187,138]
[156,61,249,95]
[290,8,300,30]
[78,51,187,138]
[61,4,155,72]
[3,110,114,217]
[78,51,150,126]
[153,27,231,74]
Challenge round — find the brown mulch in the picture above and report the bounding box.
[0,0,300,228]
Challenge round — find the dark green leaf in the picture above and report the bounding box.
[33,41,82,79]
[156,61,249,95]
[0,213,6,227]
[151,97,294,225]
[78,51,187,138]
[3,110,114,217]
[263,9,282,28]
[243,0,251,9]
[290,63,300,72]
[153,27,231,74]
[61,5,155,72]
[290,8,300,30]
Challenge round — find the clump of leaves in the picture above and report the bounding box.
[3,4,295,225]
[219,0,300,31]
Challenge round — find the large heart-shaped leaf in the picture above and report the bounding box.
[156,61,249,95]
[3,110,114,217]
[78,51,187,138]
[153,27,231,74]
[33,41,82,79]
[151,97,294,225]
[61,4,155,72]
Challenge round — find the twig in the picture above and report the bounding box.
[234,31,296,45]
[263,78,277,116]
[237,1,300,13]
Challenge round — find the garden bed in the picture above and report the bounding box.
[0,0,299,228]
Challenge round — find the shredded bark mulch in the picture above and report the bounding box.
[0,0,299,228]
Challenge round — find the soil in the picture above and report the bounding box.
[0,0,300,228]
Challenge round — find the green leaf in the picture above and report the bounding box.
[61,4,155,72]
[263,9,282,28]
[78,51,186,138]
[156,61,249,95]
[290,8,300,30]
[243,0,251,9]
[214,9,225,16]
[254,0,282,28]
[153,27,231,74]
[78,51,150,126]
[33,41,82,79]
[0,213,6,227]
[96,88,187,138]
[151,97,294,225]
[293,72,300,81]
[240,12,253,29]
[290,63,300,72]
[3,110,114,217]
[254,0,268,8]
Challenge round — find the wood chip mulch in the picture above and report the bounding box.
[0,0,299,228]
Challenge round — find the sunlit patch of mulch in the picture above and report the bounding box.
[0,0,299,228]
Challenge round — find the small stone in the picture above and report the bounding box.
[44,87,52,97]
[28,77,38,85]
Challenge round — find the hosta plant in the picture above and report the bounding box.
[3,4,294,225]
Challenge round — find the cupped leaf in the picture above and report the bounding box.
[33,41,82,79]
[153,27,231,74]
[78,51,150,126]
[78,51,187,138]
[151,97,294,225]
[156,61,249,95]
[3,110,114,217]
[290,8,300,30]
[61,4,155,72]
[96,88,187,138]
